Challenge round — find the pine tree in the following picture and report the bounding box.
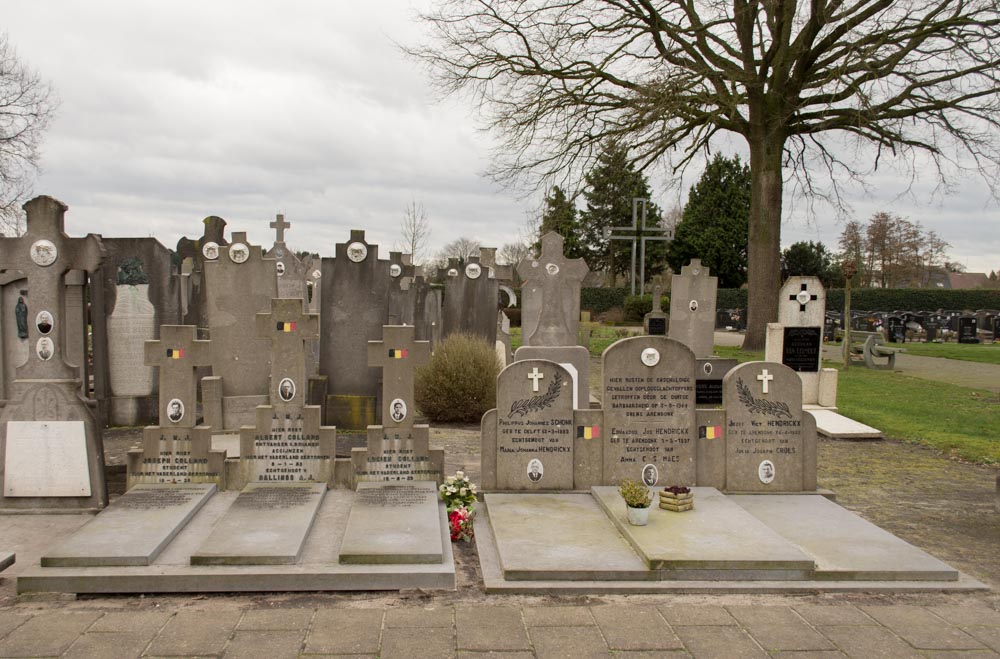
[535,186,586,259]
[667,154,750,288]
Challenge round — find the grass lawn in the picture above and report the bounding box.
[887,341,1000,365]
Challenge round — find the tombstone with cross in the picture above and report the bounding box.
[722,361,816,492]
[351,324,441,483]
[669,259,719,358]
[234,298,335,487]
[643,274,669,336]
[519,232,589,347]
[127,325,225,488]
[0,196,108,510]
[176,215,228,328]
[265,214,309,301]
[442,254,499,345]
[201,231,278,431]
[765,276,836,406]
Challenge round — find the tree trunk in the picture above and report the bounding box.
[741,129,785,351]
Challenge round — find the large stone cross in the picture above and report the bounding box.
[0,196,103,381]
[144,325,213,429]
[255,298,320,407]
[269,213,290,244]
[368,325,431,428]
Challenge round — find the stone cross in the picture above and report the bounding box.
[144,325,212,428]
[650,275,664,314]
[790,282,818,313]
[0,196,103,381]
[518,232,589,346]
[527,367,544,392]
[269,213,290,244]
[255,298,320,407]
[757,369,774,394]
[367,325,431,428]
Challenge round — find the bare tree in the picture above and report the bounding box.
[394,199,432,265]
[497,240,532,285]
[410,0,1000,348]
[431,236,482,271]
[0,34,57,236]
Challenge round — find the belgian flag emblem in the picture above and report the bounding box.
[388,349,408,359]
[276,322,297,332]
[699,425,722,440]
[576,425,600,439]
[166,348,185,359]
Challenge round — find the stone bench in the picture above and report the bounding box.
[852,331,904,370]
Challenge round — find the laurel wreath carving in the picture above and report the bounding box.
[508,372,563,418]
[736,378,792,419]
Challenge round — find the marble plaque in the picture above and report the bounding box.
[4,421,92,497]
[247,412,326,482]
[107,284,156,397]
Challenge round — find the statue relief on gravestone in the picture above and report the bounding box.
[519,232,589,347]
[14,296,27,339]
[108,259,156,414]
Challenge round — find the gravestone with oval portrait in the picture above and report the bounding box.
[601,336,698,487]
[201,231,278,430]
[264,214,309,301]
[721,361,817,492]
[232,298,336,486]
[764,276,833,406]
[175,215,228,329]
[668,259,718,358]
[519,232,589,347]
[386,251,417,327]
[441,254,498,345]
[0,196,108,511]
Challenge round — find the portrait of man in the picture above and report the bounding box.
[278,378,295,402]
[758,460,775,484]
[527,459,543,482]
[390,398,406,423]
[167,398,184,423]
[642,464,658,487]
[36,337,53,361]
[275,261,286,276]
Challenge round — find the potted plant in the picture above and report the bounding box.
[619,478,652,526]
[659,485,694,512]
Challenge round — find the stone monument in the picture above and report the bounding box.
[643,275,668,336]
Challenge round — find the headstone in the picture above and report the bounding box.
[106,276,156,425]
[722,362,816,492]
[486,359,575,490]
[643,275,668,336]
[695,357,738,407]
[0,196,107,511]
[602,337,697,486]
[519,232,589,346]
[386,251,416,326]
[176,216,228,328]
[265,214,309,301]
[668,259,717,357]
[496,311,512,366]
[127,325,225,487]
[202,231,277,430]
[958,316,979,344]
[765,277,832,406]
[441,255,498,345]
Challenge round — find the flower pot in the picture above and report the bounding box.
[626,505,649,526]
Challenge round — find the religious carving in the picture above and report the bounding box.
[115,257,149,285]
[14,296,28,339]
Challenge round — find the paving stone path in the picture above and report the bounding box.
[1,601,999,657]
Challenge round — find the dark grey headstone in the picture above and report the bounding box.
[668,259,718,358]
[441,255,498,345]
[519,233,588,347]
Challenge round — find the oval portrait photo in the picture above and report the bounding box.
[278,378,296,402]
[36,337,54,361]
[36,310,53,335]
[527,458,544,483]
[390,398,407,423]
[641,463,659,487]
[202,241,220,260]
[275,261,286,276]
[167,398,185,423]
[758,459,776,484]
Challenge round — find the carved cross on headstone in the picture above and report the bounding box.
[145,325,213,428]
[270,213,290,244]
[757,369,774,395]
[527,367,544,392]
[255,298,320,407]
[790,282,818,313]
[368,325,431,428]
[0,196,103,381]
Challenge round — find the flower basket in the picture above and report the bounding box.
[659,486,694,512]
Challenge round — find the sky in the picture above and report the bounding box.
[3,2,999,274]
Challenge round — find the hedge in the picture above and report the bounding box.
[623,294,671,322]
[581,287,630,312]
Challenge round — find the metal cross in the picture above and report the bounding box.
[604,198,673,296]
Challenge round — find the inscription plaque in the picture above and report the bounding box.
[781,327,821,373]
[4,421,92,497]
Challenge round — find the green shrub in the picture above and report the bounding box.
[415,333,501,423]
[581,287,629,312]
[623,294,670,321]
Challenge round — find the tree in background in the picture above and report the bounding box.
[578,142,663,286]
[413,0,1000,349]
[667,154,749,288]
[394,199,432,265]
[496,240,531,286]
[782,241,842,288]
[0,34,58,235]
[535,186,587,259]
[837,212,951,287]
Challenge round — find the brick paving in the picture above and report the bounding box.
[0,602,997,657]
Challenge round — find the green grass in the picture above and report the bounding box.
[888,341,1000,365]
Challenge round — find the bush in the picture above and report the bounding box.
[581,287,629,312]
[623,294,670,322]
[415,333,501,423]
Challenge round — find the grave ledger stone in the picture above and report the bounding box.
[0,195,108,512]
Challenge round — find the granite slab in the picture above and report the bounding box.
[339,482,443,564]
[809,408,883,439]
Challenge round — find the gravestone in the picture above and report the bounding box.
[695,357,739,407]
[127,325,225,488]
[106,262,156,425]
[265,214,309,301]
[482,359,575,490]
[412,274,442,346]
[236,298,335,487]
[321,230,391,428]
[442,255,498,345]
[519,232,589,347]
[202,231,277,430]
[722,362,817,492]
[0,196,107,511]
[602,337,697,486]
[958,316,979,344]
[643,276,668,336]
[176,216,228,329]
[386,252,416,326]
[668,259,717,357]
[496,311,512,366]
[765,277,834,406]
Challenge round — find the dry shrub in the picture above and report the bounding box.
[415,332,501,423]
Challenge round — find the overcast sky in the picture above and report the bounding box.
[4,2,999,274]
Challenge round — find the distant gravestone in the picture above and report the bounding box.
[265,214,308,301]
[519,232,589,347]
[442,255,498,345]
[386,252,416,326]
[722,362,816,492]
[0,196,107,511]
[176,216,228,329]
[106,262,156,425]
[958,316,979,344]
[765,277,832,406]
[484,359,575,490]
[602,337,697,486]
[202,231,277,430]
[643,276,668,336]
[668,259,717,358]
[695,357,739,407]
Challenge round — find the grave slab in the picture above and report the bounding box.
[592,486,815,578]
[339,482,443,564]
[808,408,883,439]
[0,551,13,572]
[40,484,215,567]
[485,493,649,581]
[191,483,326,565]
[731,494,957,581]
